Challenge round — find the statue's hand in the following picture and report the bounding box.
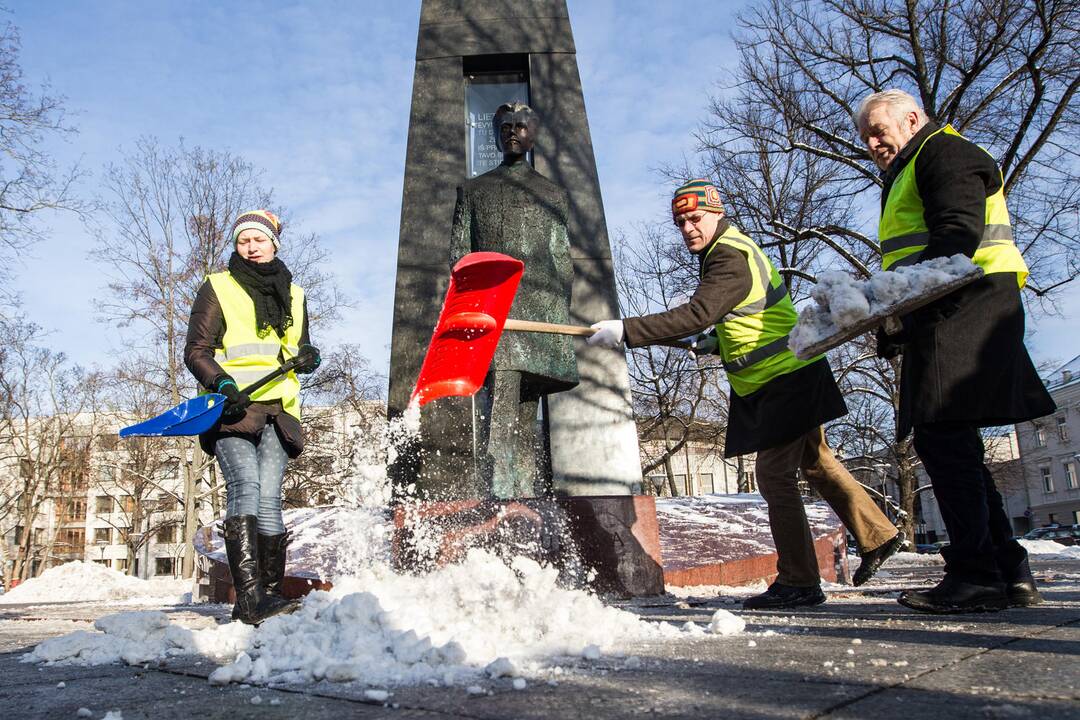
[587,320,625,348]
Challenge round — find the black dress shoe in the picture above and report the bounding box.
[1006,581,1043,607]
[853,533,906,586]
[897,575,1008,614]
[743,582,826,610]
[1002,557,1042,607]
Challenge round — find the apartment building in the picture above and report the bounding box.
[1016,355,1080,528]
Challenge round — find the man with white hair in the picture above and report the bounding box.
[857,89,1055,613]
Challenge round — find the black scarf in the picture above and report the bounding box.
[227,252,293,337]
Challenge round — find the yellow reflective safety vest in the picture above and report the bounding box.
[706,226,820,397]
[878,124,1028,287]
[205,271,305,420]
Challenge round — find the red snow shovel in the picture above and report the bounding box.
[410,252,690,407]
[410,252,595,407]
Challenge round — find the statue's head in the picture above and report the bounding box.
[493,102,538,158]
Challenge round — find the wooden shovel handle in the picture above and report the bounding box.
[503,318,594,336]
[503,318,691,350]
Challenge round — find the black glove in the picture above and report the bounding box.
[216,377,250,422]
[295,344,321,374]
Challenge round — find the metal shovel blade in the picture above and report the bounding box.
[119,393,227,438]
[411,252,524,406]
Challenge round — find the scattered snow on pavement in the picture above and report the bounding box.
[24,549,698,688]
[18,411,755,690]
[0,561,192,605]
[790,254,979,356]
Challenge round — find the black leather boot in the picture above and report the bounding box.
[258,531,299,611]
[743,582,826,610]
[222,515,295,625]
[1002,557,1042,607]
[897,574,1008,614]
[853,533,906,586]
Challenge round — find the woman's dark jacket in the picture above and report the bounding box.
[623,220,847,457]
[184,277,311,458]
[882,123,1055,439]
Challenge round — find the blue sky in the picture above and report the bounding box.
[7,0,1078,385]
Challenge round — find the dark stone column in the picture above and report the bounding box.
[388,0,641,500]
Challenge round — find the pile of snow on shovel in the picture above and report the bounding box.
[789,255,978,357]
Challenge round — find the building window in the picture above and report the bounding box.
[59,528,86,548]
[114,559,129,572]
[674,474,687,495]
[1066,462,1079,490]
[1073,511,1080,524]
[155,524,178,544]
[1057,417,1069,442]
[154,557,175,576]
[62,499,87,523]
[1041,466,1054,493]
[700,473,714,494]
[156,494,178,513]
[93,527,112,544]
[95,496,113,515]
[93,559,109,566]
[1034,425,1046,447]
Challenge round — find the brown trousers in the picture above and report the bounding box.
[755,426,897,587]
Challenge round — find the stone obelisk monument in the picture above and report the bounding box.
[388,0,642,500]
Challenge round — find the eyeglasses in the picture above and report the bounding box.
[674,213,708,228]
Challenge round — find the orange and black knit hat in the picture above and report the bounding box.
[672,179,724,216]
[231,209,282,249]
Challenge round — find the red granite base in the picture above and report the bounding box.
[662,527,849,587]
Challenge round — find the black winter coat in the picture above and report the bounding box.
[882,123,1055,438]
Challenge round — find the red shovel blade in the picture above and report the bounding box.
[411,252,524,406]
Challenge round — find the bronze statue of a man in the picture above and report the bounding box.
[449,102,578,498]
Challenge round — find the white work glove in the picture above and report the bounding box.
[688,331,718,361]
[588,319,625,348]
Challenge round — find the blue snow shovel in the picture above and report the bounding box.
[119,354,309,438]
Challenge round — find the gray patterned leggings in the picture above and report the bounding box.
[215,424,288,535]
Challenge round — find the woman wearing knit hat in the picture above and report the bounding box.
[184,209,321,625]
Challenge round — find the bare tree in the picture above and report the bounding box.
[90,137,347,577]
[285,344,385,506]
[684,0,1079,541]
[613,226,732,496]
[0,20,87,267]
[0,315,103,584]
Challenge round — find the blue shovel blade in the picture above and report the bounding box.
[119,393,227,438]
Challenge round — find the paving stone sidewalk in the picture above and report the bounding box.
[1,561,1077,720]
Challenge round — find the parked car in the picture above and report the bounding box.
[1024,525,1080,546]
[915,543,947,554]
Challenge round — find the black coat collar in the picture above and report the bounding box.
[881,122,939,202]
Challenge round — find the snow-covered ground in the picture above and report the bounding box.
[20,547,744,690]
[0,561,193,606]
[16,412,746,690]
[789,254,979,356]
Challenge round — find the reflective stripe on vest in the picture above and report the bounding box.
[205,272,306,420]
[878,125,1028,287]
[705,226,820,397]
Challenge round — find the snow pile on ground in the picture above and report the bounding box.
[24,548,696,687]
[1020,539,1080,559]
[0,561,192,605]
[881,551,944,566]
[789,254,979,356]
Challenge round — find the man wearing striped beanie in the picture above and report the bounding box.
[589,179,903,609]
